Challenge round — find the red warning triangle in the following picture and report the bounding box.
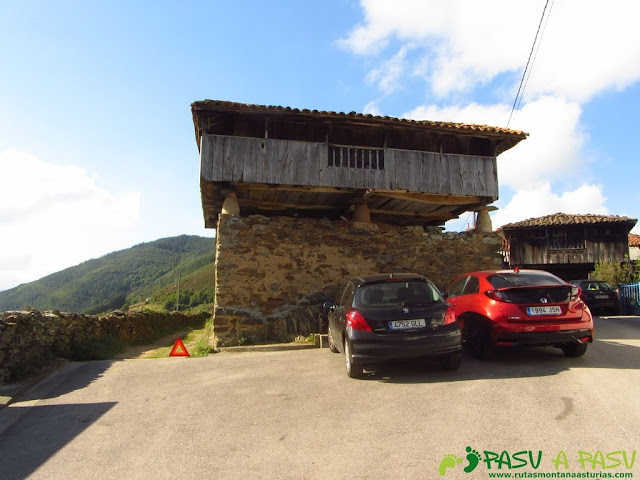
[169,338,190,357]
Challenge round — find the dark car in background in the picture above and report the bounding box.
[324,273,462,378]
[445,269,594,359]
[569,280,619,315]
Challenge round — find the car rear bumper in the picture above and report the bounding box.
[584,298,619,312]
[496,328,593,347]
[349,323,462,364]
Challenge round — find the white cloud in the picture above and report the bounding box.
[404,96,587,189]
[491,182,608,229]
[496,97,587,189]
[407,97,608,232]
[0,149,141,291]
[343,0,640,101]
[366,44,414,94]
[444,182,609,232]
[341,0,538,96]
[522,0,640,102]
[362,101,383,116]
[404,101,510,126]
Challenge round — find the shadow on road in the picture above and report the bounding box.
[0,361,116,480]
[21,360,115,402]
[0,402,116,480]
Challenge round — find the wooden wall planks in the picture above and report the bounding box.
[200,134,498,198]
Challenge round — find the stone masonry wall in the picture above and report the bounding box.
[0,309,209,385]
[213,214,504,343]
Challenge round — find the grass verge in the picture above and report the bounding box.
[142,326,212,358]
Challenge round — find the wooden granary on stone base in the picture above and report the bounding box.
[190,99,528,342]
[192,100,528,230]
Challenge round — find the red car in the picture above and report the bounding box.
[445,269,593,359]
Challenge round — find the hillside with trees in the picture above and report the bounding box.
[0,235,215,314]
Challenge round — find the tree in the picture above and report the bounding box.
[592,261,639,287]
[163,290,193,311]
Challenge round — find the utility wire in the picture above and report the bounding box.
[507,0,552,127]
[516,0,555,114]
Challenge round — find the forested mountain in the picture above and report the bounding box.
[0,235,215,314]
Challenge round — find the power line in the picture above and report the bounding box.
[507,0,554,127]
[517,0,555,114]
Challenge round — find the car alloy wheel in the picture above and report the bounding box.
[344,338,363,378]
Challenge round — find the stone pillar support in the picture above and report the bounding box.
[473,206,498,233]
[221,192,240,216]
[352,201,371,223]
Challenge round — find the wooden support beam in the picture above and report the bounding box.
[370,208,458,221]
[370,189,487,206]
[239,198,342,211]
[233,182,353,195]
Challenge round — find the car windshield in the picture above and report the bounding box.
[583,281,614,291]
[488,271,565,289]
[355,280,443,307]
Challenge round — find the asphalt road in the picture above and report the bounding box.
[1,316,639,480]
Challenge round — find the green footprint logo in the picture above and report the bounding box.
[464,446,481,473]
[438,453,463,476]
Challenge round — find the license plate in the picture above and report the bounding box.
[389,319,427,330]
[526,306,562,316]
[595,295,608,299]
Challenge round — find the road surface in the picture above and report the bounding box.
[1,316,638,480]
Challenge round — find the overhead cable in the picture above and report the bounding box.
[507,0,554,127]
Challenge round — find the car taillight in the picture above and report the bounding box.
[346,310,372,331]
[485,290,512,302]
[571,286,582,299]
[443,305,456,325]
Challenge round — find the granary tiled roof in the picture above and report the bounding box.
[629,233,640,247]
[191,99,528,155]
[501,213,637,230]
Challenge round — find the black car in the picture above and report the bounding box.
[569,280,620,315]
[324,273,462,378]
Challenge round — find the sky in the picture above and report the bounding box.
[1,0,639,291]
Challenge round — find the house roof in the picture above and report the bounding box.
[191,99,528,155]
[629,233,640,247]
[501,213,637,230]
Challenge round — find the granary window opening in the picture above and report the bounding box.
[546,230,586,250]
[328,145,385,170]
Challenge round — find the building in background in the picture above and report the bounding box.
[501,213,637,280]
[629,233,640,261]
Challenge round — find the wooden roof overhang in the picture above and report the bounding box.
[192,100,528,228]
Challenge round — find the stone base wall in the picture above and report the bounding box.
[0,309,209,385]
[213,214,504,343]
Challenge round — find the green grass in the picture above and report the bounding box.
[143,326,213,358]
